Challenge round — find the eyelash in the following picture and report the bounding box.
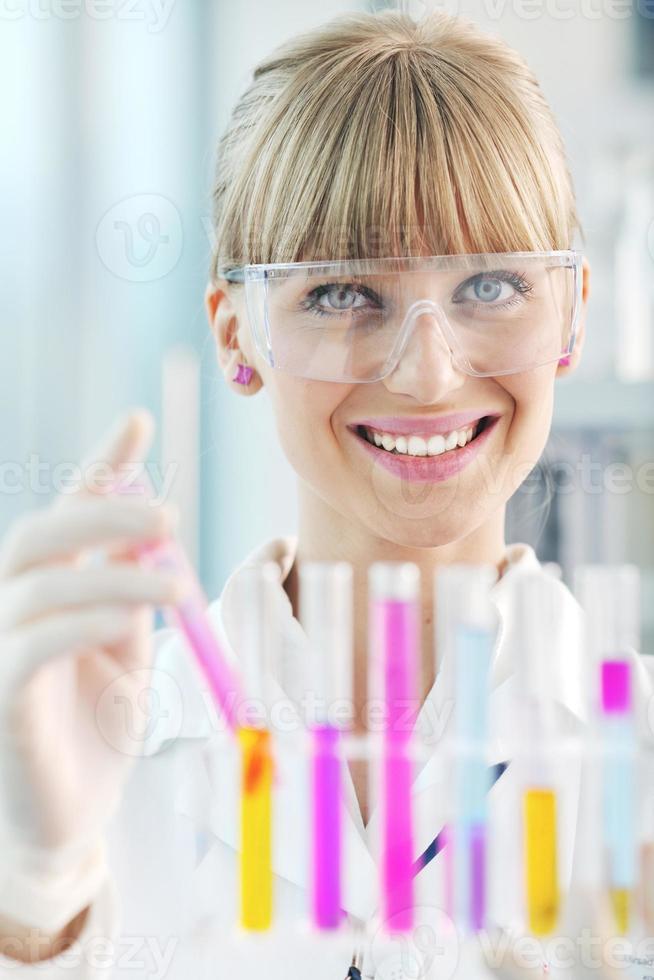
[299,271,533,318]
[453,270,533,307]
[299,281,380,319]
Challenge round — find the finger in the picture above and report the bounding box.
[0,562,188,631]
[99,601,153,674]
[0,497,176,578]
[1,605,141,691]
[75,408,155,499]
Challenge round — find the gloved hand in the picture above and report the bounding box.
[0,409,187,935]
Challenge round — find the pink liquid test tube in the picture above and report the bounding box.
[115,473,244,733]
[369,562,420,934]
[139,538,244,732]
[299,561,353,930]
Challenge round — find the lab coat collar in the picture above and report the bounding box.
[169,535,589,924]
[218,534,589,729]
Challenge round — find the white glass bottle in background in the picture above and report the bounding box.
[614,149,654,382]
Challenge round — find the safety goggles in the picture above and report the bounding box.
[222,250,582,383]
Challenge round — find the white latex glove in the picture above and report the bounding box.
[0,410,187,935]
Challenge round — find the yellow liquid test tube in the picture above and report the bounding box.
[524,788,559,935]
[610,889,629,936]
[239,725,273,930]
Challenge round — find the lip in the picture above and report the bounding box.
[353,411,496,438]
[348,415,500,484]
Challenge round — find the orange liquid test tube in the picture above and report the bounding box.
[239,726,273,930]
[232,562,280,932]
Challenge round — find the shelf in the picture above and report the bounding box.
[552,379,654,430]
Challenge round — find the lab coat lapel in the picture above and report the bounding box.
[490,546,589,726]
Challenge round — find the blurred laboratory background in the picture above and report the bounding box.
[2,0,653,650]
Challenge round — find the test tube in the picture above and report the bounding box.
[299,561,353,930]
[576,564,640,934]
[231,561,280,932]
[513,572,561,936]
[117,474,245,733]
[369,562,420,934]
[437,564,498,934]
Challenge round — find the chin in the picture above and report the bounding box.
[370,508,485,551]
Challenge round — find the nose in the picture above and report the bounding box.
[381,306,466,403]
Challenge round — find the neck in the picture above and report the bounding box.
[284,482,508,731]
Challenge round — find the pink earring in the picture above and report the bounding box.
[233,363,254,385]
[558,356,571,367]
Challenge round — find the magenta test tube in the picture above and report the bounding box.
[369,562,420,933]
[115,474,244,733]
[143,539,244,732]
[311,724,342,927]
[300,562,353,930]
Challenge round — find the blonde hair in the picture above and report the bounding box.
[209,9,581,281]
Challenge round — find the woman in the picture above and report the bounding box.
[0,9,650,979]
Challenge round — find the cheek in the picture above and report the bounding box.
[500,367,555,468]
[264,375,349,475]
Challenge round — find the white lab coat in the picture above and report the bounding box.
[2,537,653,980]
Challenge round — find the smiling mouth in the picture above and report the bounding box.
[352,416,495,458]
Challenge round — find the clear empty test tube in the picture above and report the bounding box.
[299,561,353,931]
[437,564,498,935]
[369,562,420,934]
[231,561,281,932]
[576,564,640,935]
[513,572,561,937]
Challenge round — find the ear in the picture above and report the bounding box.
[204,280,264,395]
[556,256,590,378]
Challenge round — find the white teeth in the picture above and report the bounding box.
[361,422,480,457]
[427,434,445,456]
[407,436,427,456]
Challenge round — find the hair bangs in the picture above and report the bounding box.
[212,10,579,282]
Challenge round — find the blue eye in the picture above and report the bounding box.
[301,282,382,318]
[459,277,511,304]
[320,284,366,311]
[453,271,532,306]
[472,279,503,302]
